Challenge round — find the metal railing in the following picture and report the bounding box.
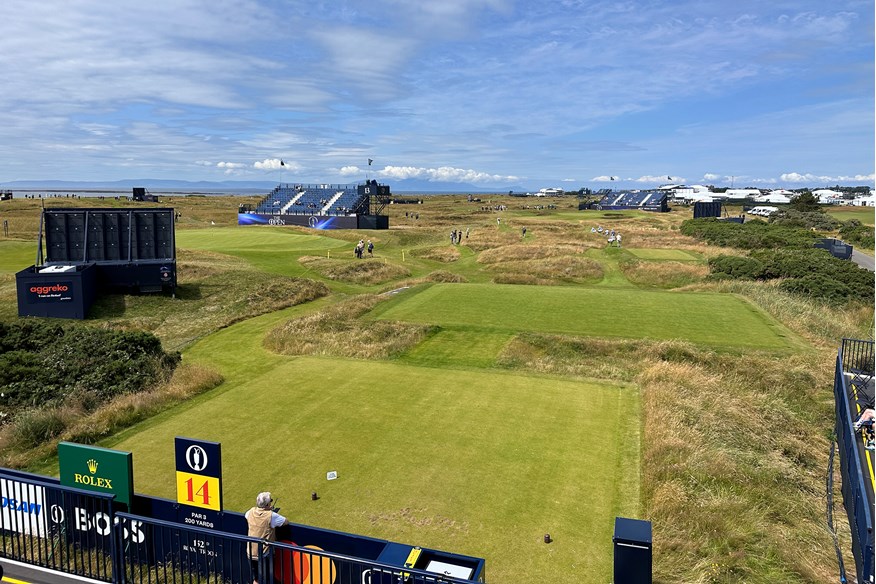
[114,512,480,584]
[0,471,117,581]
[2,468,482,584]
[834,339,874,583]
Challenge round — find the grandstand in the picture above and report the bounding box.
[239,180,391,229]
[597,190,669,212]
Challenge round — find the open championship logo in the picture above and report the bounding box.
[185,445,208,472]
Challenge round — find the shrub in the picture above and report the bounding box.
[779,275,854,304]
[770,209,838,231]
[839,220,875,249]
[708,255,765,280]
[0,321,181,416]
[680,218,817,249]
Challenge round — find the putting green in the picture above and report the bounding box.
[176,227,353,277]
[625,248,701,261]
[369,283,795,350]
[178,226,349,254]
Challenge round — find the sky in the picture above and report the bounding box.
[1,0,873,190]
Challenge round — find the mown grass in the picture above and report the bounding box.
[101,356,641,584]
[1,193,870,584]
[368,283,798,350]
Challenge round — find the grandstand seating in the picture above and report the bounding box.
[597,191,668,212]
[254,184,369,216]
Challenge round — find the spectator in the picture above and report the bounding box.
[245,492,288,584]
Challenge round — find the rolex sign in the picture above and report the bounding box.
[58,442,134,507]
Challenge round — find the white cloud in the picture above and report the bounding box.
[561,178,576,182]
[781,172,875,184]
[376,165,518,183]
[217,162,245,169]
[339,166,362,176]
[591,175,616,182]
[634,175,683,183]
[254,158,286,170]
[703,173,720,181]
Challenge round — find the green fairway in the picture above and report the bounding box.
[102,311,639,584]
[176,227,351,276]
[400,329,515,368]
[0,241,36,274]
[825,206,874,226]
[625,248,701,261]
[369,283,795,350]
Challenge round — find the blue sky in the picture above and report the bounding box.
[1,0,873,189]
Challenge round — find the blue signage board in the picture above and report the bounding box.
[174,437,223,530]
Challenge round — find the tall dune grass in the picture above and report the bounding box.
[496,333,841,583]
[265,295,436,359]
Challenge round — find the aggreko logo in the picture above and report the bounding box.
[30,284,69,294]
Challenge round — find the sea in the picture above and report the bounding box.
[4,188,266,199]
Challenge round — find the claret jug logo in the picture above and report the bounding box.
[73,458,113,489]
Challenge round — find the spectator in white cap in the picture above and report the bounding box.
[245,491,289,584]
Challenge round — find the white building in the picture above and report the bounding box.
[725,188,761,200]
[754,190,793,204]
[851,192,876,207]
[812,189,844,204]
[669,184,714,202]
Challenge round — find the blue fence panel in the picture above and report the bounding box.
[0,470,117,582]
[835,339,875,584]
[114,512,481,584]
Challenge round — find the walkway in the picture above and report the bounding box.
[850,249,874,272]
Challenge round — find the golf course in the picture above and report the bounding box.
[0,194,871,584]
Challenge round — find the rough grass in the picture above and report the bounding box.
[89,270,330,351]
[0,362,222,469]
[264,295,436,359]
[619,259,709,288]
[299,255,411,285]
[409,246,461,262]
[1,193,870,584]
[477,243,590,264]
[497,334,838,583]
[485,255,603,284]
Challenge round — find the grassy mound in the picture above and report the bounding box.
[619,259,708,288]
[299,256,411,285]
[264,295,435,359]
[409,246,462,262]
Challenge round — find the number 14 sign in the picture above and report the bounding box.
[175,437,223,512]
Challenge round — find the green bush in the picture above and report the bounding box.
[839,220,875,249]
[0,321,180,415]
[708,255,765,279]
[779,275,854,304]
[770,209,839,231]
[680,218,817,249]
